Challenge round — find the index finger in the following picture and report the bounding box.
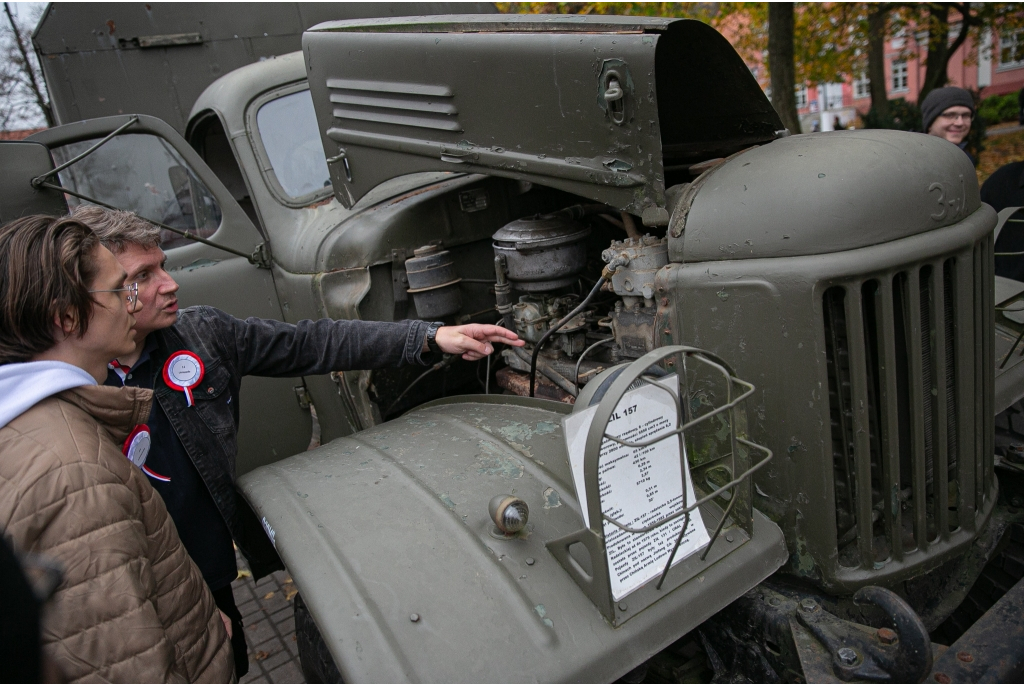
[477,325,520,342]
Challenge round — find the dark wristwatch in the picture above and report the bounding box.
[425,321,444,354]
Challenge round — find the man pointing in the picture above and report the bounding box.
[73,205,522,676]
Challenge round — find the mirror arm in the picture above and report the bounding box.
[31,116,140,186]
[34,180,270,268]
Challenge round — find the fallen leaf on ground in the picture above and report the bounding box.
[284,577,293,584]
[253,651,269,661]
[263,591,275,600]
[284,586,298,601]
[236,570,252,579]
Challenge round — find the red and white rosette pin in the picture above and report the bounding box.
[163,350,204,407]
[122,424,151,468]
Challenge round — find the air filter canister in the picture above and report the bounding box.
[405,244,462,319]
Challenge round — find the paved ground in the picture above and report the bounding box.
[232,550,306,684]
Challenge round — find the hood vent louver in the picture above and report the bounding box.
[326,78,462,132]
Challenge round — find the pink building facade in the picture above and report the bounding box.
[788,25,1024,132]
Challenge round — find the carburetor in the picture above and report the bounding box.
[602,235,668,358]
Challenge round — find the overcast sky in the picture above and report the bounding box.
[7,1,46,26]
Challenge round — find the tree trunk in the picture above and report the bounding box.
[867,3,890,118]
[919,2,951,103]
[3,2,54,127]
[768,2,801,134]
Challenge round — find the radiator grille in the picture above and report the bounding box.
[823,236,994,570]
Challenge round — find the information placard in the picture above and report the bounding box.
[563,375,709,601]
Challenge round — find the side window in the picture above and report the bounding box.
[51,133,222,250]
[255,90,331,201]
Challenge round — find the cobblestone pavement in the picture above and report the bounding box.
[232,550,306,684]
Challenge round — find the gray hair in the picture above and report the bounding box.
[69,205,161,254]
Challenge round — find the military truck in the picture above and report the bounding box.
[3,13,1024,683]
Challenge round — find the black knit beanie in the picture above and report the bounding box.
[921,87,975,133]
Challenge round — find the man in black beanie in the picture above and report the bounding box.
[921,86,975,150]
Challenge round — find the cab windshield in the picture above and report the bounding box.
[256,89,331,201]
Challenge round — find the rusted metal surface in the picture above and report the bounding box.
[704,583,934,683]
[929,576,1024,683]
[795,587,932,682]
[496,366,574,403]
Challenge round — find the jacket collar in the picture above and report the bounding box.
[57,385,153,443]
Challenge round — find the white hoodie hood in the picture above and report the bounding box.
[0,361,97,430]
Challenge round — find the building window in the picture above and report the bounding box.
[854,74,871,99]
[795,86,808,108]
[999,32,1024,70]
[824,82,845,110]
[891,60,909,92]
[890,28,906,50]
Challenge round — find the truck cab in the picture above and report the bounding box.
[5,13,1024,683]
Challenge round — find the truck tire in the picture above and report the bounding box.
[294,593,342,683]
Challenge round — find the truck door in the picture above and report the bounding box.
[28,115,313,475]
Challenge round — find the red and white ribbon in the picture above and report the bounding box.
[122,424,171,481]
[163,350,204,407]
[122,424,151,467]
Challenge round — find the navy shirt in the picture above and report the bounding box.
[105,337,238,591]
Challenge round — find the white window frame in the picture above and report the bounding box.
[891,60,909,93]
[824,82,845,110]
[891,27,906,50]
[795,85,808,109]
[998,31,1024,71]
[853,73,871,100]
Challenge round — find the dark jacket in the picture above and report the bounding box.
[981,161,1024,282]
[151,306,431,577]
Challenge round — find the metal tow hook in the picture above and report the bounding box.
[796,586,932,682]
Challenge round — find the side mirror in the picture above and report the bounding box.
[0,141,68,224]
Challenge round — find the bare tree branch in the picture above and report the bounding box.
[3,2,53,127]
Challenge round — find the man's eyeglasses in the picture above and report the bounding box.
[939,111,973,123]
[89,282,139,310]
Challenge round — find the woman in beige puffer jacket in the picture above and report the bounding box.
[0,215,233,683]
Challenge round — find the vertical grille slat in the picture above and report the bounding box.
[955,251,977,530]
[982,236,995,501]
[845,285,876,569]
[877,276,904,560]
[906,269,931,551]
[974,244,986,510]
[931,262,950,540]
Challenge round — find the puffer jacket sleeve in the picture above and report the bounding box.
[0,400,232,683]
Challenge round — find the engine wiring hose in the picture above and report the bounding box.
[529,260,624,397]
[574,337,615,393]
[385,354,455,417]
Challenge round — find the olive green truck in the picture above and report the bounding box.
[4,10,1024,683]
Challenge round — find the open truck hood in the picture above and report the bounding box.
[238,396,786,682]
[302,15,783,226]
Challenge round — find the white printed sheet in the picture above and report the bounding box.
[563,375,709,601]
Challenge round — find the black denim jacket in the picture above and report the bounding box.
[151,306,431,578]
